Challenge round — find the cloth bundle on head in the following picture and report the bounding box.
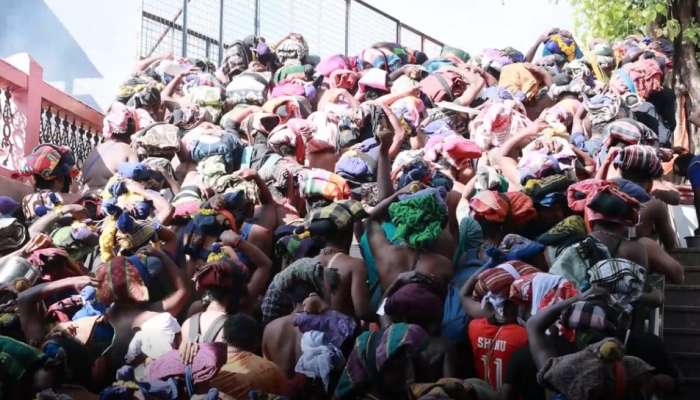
[498,63,545,102]
[440,46,470,63]
[103,102,154,138]
[329,68,360,91]
[509,272,578,316]
[50,223,96,262]
[300,169,351,202]
[275,222,326,261]
[390,96,425,133]
[122,79,163,110]
[384,281,445,327]
[584,93,621,129]
[12,144,78,181]
[317,54,350,77]
[267,123,305,163]
[26,246,85,282]
[225,72,269,107]
[519,136,577,182]
[484,234,545,268]
[240,111,281,144]
[560,301,621,333]
[475,261,540,321]
[602,118,658,149]
[523,174,573,207]
[334,323,428,400]
[585,185,641,227]
[275,33,308,66]
[419,70,467,105]
[192,259,250,292]
[99,212,157,261]
[260,257,325,323]
[470,100,531,149]
[469,191,537,225]
[588,258,646,311]
[473,261,540,300]
[359,47,401,72]
[147,342,227,384]
[0,196,19,217]
[543,32,582,61]
[294,309,357,349]
[537,338,654,400]
[613,144,664,179]
[94,256,150,304]
[303,199,366,237]
[480,48,515,72]
[610,58,663,99]
[537,215,587,248]
[131,123,180,159]
[294,330,346,390]
[388,188,448,249]
[566,179,613,213]
[424,134,482,170]
[335,146,379,186]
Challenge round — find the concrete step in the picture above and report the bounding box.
[682,266,700,285]
[663,328,700,353]
[664,305,700,330]
[669,249,700,266]
[665,285,700,306]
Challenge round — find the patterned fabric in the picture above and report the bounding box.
[469,100,531,149]
[523,174,573,202]
[94,256,150,304]
[300,169,351,201]
[469,190,509,223]
[588,258,646,310]
[225,72,269,107]
[334,329,383,399]
[560,301,620,332]
[260,257,324,324]
[192,259,250,292]
[537,215,587,247]
[294,310,357,348]
[584,94,621,129]
[304,199,366,234]
[0,335,47,381]
[12,144,78,180]
[498,63,544,102]
[131,123,180,158]
[424,134,482,170]
[537,338,654,400]
[375,323,429,371]
[549,236,611,291]
[585,185,641,227]
[0,218,27,254]
[389,189,448,249]
[543,33,582,61]
[613,144,663,178]
[610,58,663,99]
[602,118,658,148]
[567,179,613,213]
[473,261,540,300]
[509,272,578,316]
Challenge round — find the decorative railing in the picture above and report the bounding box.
[0,53,104,179]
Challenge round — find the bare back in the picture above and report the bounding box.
[82,141,139,190]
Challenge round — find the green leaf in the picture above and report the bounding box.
[666,19,681,40]
[655,2,667,16]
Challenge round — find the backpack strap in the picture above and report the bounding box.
[433,72,456,101]
[201,314,228,343]
[188,312,201,343]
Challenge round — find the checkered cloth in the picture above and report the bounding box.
[300,169,351,201]
[305,199,366,232]
[613,144,663,178]
[560,301,619,332]
[588,258,646,310]
[603,118,657,148]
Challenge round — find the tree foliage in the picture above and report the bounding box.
[570,0,700,46]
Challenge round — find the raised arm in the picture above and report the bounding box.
[459,265,493,319]
[221,231,273,299]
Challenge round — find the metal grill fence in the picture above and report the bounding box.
[139,0,444,65]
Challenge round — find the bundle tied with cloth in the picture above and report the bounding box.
[566,179,641,229]
[472,260,540,321]
[388,188,448,249]
[469,190,537,226]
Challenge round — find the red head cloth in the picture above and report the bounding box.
[192,259,250,292]
[12,144,79,180]
[473,260,540,299]
[94,256,149,304]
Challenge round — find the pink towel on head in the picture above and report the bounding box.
[146,342,227,384]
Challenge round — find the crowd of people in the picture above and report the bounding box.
[1,26,699,400]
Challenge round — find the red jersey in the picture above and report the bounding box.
[468,318,528,390]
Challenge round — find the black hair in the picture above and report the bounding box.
[674,153,694,178]
[205,286,241,312]
[34,175,70,192]
[222,313,262,352]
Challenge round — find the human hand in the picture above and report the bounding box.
[22,233,53,255]
[179,341,199,365]
[377,105,395,153]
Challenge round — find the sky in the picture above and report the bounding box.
[363,0,575,56]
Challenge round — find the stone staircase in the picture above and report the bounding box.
[664,248,700,400]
